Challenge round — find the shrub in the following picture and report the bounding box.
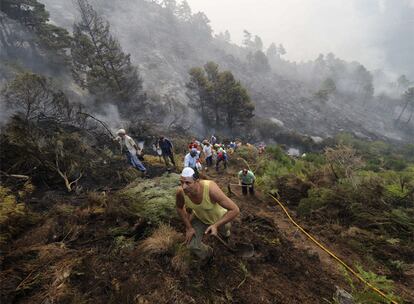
[236,145,258,163]
[301,153,326,166]
[266,145,293,166]
[384,157,407,171]
[297,187,336,216]
[118,173,179,225]
[341,265,400,304]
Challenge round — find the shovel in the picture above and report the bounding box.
[213,234,254,258]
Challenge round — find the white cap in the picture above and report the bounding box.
[117,129,126,135]
[181,167,195,178]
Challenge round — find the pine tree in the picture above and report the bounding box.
[186,62,255,132]
[176,0,192,21]
[1,0,71,61]
[278,43,286,56]
[71,0,145,111]
[266,43,278,58]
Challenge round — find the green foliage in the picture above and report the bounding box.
[297,188,336,216]
[314,78,336,102]
[186,61,254,132]
[253,118,281,140]
[72,0,145,111]
[341,265,400,304]
[1,0,71,61]
[401,144,414,161]
[118,173,179,225]
[236,145,258,163]
[396,87,414,123]
[384,157,407,171]
[386,208,414,237]
[255,146,309,193]
[248,50,271,73]
[266,145,293,166]
[301,152,326,166]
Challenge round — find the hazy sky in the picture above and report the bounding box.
[187,0,414,78]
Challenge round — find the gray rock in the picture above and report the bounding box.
[335,286,354,304]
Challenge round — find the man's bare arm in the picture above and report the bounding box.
[208,181,240,229]
[175,188,192,230]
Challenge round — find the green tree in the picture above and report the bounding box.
[353,65,374,98]
[186,67,212,125]
[397,74,410,90]
[186,62,255,132]
[217,71,254,130]
[176,0,191,21]
[314,78,336,103]
[189,12,212,40]
[322,78,336,94]
[266,42,278,58]
[1,0,71,61]
[396,87,414,124]
[215,30,231,43]
[250,50,271,73]
[71,0,145,111]
[278,43,286,56]
[242,30,253,48]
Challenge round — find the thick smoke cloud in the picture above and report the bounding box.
[41,0,414,79]
[187,0,414,78]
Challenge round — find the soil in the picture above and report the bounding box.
[1,161,413,303]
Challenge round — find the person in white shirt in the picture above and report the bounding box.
[184,148,200,171]
[115,129,147,174]
[202,140,213,168]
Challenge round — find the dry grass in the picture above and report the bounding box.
[87,191,107,207]
[138,224,182,255]
[143,155,165,166]
[171,245,192,275]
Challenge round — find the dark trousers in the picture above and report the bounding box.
[162,152,175,167]
[205,156,213,167]
[216,158,227,171]
[242,183,254,195]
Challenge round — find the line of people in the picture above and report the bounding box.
[115,129,258,263]
[185,137,233,172]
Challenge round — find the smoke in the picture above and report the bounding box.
[186,0,414,79]
[94,103,126,135]
[0,95,12,127]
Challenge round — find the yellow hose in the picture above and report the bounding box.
[269,193,399,304]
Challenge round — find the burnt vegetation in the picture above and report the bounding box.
[1,0,414,303]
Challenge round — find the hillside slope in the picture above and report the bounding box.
[37,0,414,142]
[1,152,413,303]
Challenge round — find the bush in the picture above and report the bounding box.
[236,145,258,163]
[341,265,400,304]
[384,157,407,171]
[266,145,293,166]
[118,173,179,225]
[297,187,336,216]
[301,153,326,166]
